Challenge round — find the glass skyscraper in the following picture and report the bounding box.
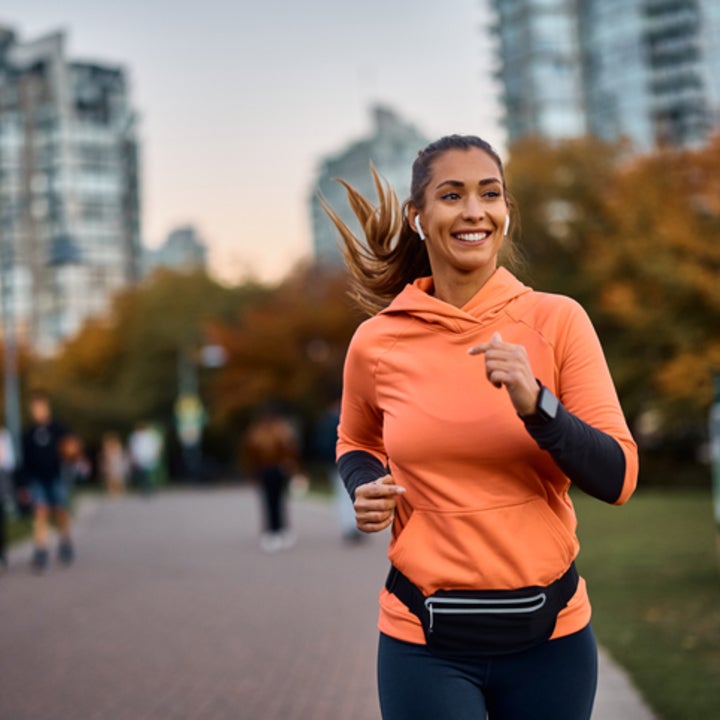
[0,26,141,353]
[491,0,720,150]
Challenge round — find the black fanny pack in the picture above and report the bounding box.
[385,562,579,658]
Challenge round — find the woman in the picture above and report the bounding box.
[323,135,638,719]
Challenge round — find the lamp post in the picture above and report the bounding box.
[47,233,82,347]
[174,344,226,482]
[0,209,23,464]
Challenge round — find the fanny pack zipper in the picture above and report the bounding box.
[424,593,547,633]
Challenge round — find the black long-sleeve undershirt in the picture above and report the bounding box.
[520,401,625,503]
[338,402,626,505]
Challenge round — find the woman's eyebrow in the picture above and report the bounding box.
[435,177,501,190]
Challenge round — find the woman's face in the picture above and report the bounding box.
[409,147,508,290]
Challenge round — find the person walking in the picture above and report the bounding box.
[99,432,129,497]
[315,397,364,543]
[323,135,639,720]
[244,404,299,552]
[128,422,162,496]
[0,425,16,572]
[20,390,74,572]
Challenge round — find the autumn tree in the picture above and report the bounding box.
[35,268,257,447]
[586,135,720,436]
[506,133,720,480]
[206,263,361,441]
[505,134,629,307]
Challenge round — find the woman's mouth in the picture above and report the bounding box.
[453,231,491,244]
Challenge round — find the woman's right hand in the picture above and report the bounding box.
[353,474,405,533]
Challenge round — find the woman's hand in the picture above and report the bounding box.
[353,474,405,533]
[468,332,540,417]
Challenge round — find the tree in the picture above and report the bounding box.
[35,269,255,446]
[505,134,628,307]
[507,134,720,480]
[585,135,720,433]
[206,263,361,436]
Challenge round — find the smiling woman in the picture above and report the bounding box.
[406,147,509,307]
[319,135,520,315]
[320,134,639,720]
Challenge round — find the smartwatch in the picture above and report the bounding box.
[521,384,559,425]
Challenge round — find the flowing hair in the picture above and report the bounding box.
[319,135,518,315]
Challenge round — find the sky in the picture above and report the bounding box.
[0,0,505,284]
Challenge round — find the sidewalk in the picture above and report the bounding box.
[0,488,657,719]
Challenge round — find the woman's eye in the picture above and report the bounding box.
[483,190,501,199]
[441,192,460,201]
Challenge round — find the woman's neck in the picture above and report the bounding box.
[431,266,497,308]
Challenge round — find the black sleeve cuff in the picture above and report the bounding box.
[337,450,387,502]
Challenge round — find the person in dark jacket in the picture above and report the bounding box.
[20,390,73,571]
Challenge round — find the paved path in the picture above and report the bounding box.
[0,488,657,720]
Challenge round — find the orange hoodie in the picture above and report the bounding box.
[337,268,638,645]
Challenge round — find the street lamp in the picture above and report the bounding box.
[47,233,82,346]
[174,344,227,482]
[0,209,23,464]
[1,216,82,457]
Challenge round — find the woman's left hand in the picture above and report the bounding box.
[468,332,540,417]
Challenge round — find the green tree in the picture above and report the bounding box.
[36,269,257,446]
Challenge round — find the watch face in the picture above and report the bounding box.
[539,387,559,420]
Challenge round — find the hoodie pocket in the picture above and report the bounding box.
[389,497,578,593]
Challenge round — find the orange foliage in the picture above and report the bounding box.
[206,264,361,423]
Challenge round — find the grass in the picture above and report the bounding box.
[6,514,33,545]
[572,488,720,720]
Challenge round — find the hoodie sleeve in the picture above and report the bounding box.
[548,298,639,505]
[336,322,388,471]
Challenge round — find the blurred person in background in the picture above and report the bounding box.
[128,421,162,496]
[59,434,91,491]
[244,403,299,552]
[99,432,129,496]
[0,424,16,572]
[315,396,364,544]
[20,390,74,572]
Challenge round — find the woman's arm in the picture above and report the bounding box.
[470,301,638,505]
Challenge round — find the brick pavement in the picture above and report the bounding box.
[0,488,656,720]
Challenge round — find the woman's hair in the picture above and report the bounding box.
[319,134,519,315]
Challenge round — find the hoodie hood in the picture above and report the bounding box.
[380,267,533,333]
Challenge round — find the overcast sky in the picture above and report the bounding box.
[0,0,505,283]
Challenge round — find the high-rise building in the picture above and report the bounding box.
[0,26,141,353]
[309,105,429,267]
[490,0,720,151]
[143,225,208,275]
[492,0,586,141]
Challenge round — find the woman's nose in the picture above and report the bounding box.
[462,195,485,219]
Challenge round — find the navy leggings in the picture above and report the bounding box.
[377,624,597,720]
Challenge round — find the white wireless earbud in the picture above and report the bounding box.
[415,218,426,241]
[504,215,510,236]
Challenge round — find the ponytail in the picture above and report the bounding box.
[318,165,430,316]
[320,134,520,315]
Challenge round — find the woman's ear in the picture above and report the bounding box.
[407,206,425,240]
